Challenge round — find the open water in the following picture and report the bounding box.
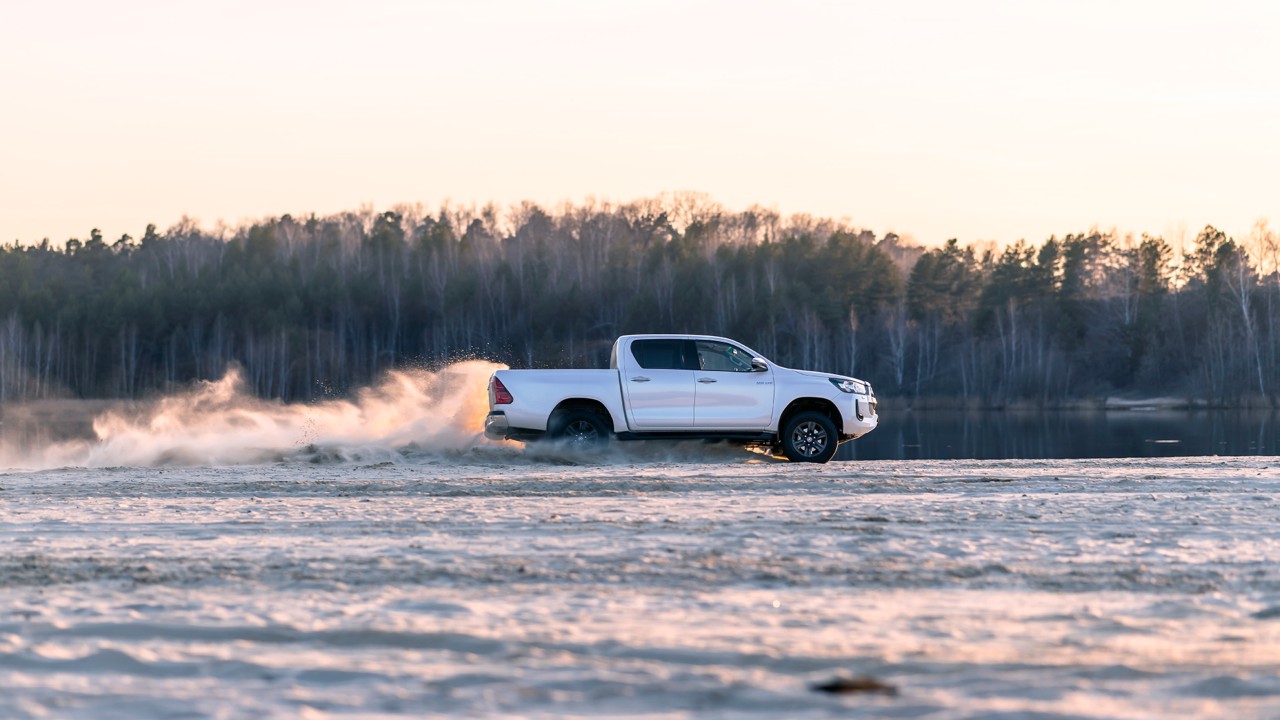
[843,409,1280,461]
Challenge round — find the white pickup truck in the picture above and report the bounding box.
[483,334,878,463]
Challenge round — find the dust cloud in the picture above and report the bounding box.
[0,361,773,469]
[1,361,505,469]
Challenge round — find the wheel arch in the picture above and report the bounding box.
[549,398,619,433]
[777,397,841,436]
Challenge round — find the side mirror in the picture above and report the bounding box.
[751,357,769,372]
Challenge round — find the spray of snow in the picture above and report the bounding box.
[15,361,506,468]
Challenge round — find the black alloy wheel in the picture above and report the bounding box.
[781,411,839,463]
[550,409,610,450]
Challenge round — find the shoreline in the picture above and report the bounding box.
[885,395,1279,412]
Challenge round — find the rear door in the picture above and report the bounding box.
[620,339,695,428]
[692,339,775,429]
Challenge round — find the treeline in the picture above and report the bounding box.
[0,196,1276,406]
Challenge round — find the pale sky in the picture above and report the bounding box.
[1,0,1277,247]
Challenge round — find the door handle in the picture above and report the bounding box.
[631,376,651,383]
[697,377,717,383]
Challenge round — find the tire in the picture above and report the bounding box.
[548,409,610,450]
[780,411,839,463]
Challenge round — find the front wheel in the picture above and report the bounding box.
[548,409,610,450]
[780,411,839,463]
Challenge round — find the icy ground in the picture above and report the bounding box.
[2,451,1279,719]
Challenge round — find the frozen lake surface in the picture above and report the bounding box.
[3,450,1280,719]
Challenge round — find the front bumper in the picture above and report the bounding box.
[842,394,879,439]
[857,395,878,421]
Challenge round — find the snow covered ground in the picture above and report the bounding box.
[3,453,1279,719]
[1,367,1279,718]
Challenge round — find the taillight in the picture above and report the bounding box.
[491,376,513,404]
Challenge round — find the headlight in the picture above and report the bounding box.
[830,378,868,394]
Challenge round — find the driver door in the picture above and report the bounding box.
[691,340,775,429]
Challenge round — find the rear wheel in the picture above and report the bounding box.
[780,411,838,463]
[548,409,610,450]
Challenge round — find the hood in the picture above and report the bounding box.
[787,367,873,393]
[791,368,855,382]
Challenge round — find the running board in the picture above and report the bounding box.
[614,431,775,443]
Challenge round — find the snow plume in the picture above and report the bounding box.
[17,361,505,468]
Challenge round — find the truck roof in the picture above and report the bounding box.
[614,334,742,344]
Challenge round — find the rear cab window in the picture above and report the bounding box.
[630,339,697,370]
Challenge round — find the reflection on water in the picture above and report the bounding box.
[0,401,110,467]
[842,409,1280,461]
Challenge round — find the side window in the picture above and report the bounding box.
[695,340,756,372]
[630,339,690,370]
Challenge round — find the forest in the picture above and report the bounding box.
[1,195,1276,407]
